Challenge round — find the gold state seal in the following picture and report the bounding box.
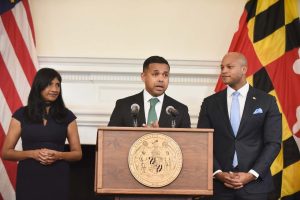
[128,133,183,187]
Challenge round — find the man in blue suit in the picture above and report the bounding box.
[197,52,281,200]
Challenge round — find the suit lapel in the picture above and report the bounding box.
[216,90,234,136]
[237,87,256,137]
[135,92,146,126]
[158,94,170,127]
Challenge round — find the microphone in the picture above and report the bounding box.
[166,106,179,117]
[131,103,140,117]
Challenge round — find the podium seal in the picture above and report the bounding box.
[128,133,183,187]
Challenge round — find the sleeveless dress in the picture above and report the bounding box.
[13,107,76,200]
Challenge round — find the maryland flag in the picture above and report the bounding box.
[215,0,300,199]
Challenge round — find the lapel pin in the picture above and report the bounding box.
[252,97,256,100]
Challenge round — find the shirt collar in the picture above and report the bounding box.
[143,90,165,103]
[227,83,249,98]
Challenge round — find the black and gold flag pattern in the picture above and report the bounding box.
[215,0,300,199]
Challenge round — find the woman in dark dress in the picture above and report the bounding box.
[2,68,82,200]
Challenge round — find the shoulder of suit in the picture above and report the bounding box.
[116,92,143,104]
[250,87,274,99]
[203,88,226,101]
[164,94,188,109]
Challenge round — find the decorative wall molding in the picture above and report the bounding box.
[39,56,219,84]
[38,56,220,144]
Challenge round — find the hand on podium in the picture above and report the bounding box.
[142,120,159,128]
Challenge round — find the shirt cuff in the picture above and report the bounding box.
[249,169,259,179]
[213,170,222,177]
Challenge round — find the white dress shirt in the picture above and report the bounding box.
[227,83,249,119]
[214,83,259,179]
[143,90,165,123]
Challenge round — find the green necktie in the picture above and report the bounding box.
[147,98,159,125]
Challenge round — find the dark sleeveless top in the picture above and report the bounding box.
[13,106,76,200]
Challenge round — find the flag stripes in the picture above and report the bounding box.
[0,89,13,134]
[0,56,23,113]
[0,0,38,199]
[1,8,36,85]
[0,159,15,200]
[21,0,35,44]
[0,124,17,188]
[0,19,31,106]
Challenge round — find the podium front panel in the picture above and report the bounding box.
[95,127,213,195]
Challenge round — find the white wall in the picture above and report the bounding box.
[29,0,246,60]
[30,1,297,144]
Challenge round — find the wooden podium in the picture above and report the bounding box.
[95,127,213,200]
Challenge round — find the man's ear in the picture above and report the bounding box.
[141,72,145,82]
[242,65,248,75]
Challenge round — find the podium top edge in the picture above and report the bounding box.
[97,126,214,133]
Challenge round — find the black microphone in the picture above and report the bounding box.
[131,103,140,127]
[166,106,179,117]
[131,103,140,117]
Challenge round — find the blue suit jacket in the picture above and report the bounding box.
[197,86,281,194]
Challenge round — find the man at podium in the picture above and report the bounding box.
[108,55,191,128]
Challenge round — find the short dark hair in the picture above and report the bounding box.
[25,68,67,123]
[143,56,170,72]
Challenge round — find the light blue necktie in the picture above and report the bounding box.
[147,98,159,125]
[230,91,240,167]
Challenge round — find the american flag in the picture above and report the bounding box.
[0,0,38,199]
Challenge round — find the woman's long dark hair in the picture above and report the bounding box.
[25,68,67,123]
